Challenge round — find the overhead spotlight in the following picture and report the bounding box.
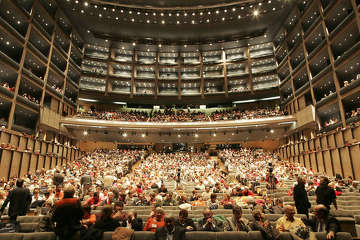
[158,44,162,48]
[132,42,136,46]
[213,133,217,137]
[253,10,259,16]
[83,130,88,136]
[270,129,275,133]
[195,133,199,138]
[161,20,165,24]
[84,1,88,7]
[141,133,146,138]
[178,134,181,138]
[184,44,187,48]
[122,132,127,137]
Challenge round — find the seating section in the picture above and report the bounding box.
[0,231,352,240]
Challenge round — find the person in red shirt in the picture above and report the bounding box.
[144,207,165,232]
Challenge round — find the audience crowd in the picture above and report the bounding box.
[0,147,358,240]
[75,107,284,123]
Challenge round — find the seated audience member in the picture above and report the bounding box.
[207,193,219,210]
[192,196,206,207]
[159,185,168,195]
[250,208,280,240]
[144,207,166,232]
[85,192,101,209]
[220,194,235,209]
[241,187,255,196]
[37,200,55,232]
[112,201,128,226]
[155,216,185,240]
[133,194,150,206]
[201,187,212,201]
[163,193,177,206]
[102,191,115,205]
[175,209,196,231]
[305,205,339,240]
[190,190,199,201]
[91,206,120,232]
[224,205,251,232]
[276,205,305,232]
[127,210,143,231]
[213,183,223,193]
[272,199,285,214]
[81,205,97,230]
[31,189,45,208]
[198,208,224,232]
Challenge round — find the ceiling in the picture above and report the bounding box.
[56,0,297,46]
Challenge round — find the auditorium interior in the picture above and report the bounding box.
[0,0,360,238]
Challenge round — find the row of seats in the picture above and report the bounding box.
[0,231,352,240]
[15,214,357,236]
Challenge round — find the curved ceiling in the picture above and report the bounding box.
[57,0,297,45]
[88,0,256,9]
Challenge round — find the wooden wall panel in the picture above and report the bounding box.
[339,148,353,179]
[343,129,353,143]
[316,152,325,174]
[350,145,360,180]
[29,155,38,173]
[9,135,19,148]
[321,136,327,149]
[0,132,10,144]
[19,153,30,177]
[335,132,344,146]
[310,153,318,172]
[37,156,45,170]
[299,155,305,167]
[50,157,56,169]
[80,141,117,152]
[328,135,336,148]
[19,137,27,151]
[323,151,333,176]
[353,127,360,141]
[10,152,21,178]
[0,150,11,179]
[304,154,311,169]
[331,149,342,177]
[44,156,51,170]
[41,143,47,154]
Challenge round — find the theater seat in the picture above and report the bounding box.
[0,233,23,240]
[354,215,360,237]
[185,231,217,240]
[248,231,263,240]
[17,216,45,223]
[103,232,113,240]
[313,232,351,240]
[216,231,248,240]
[134,231,155,240]
[22,232,56,240]
[0,232,56,240]
[18,223,39,233]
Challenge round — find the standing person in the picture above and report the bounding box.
[315,177,337,210]
[52,185,84,240]
[293,177,311,218]
[0,179,31,222]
